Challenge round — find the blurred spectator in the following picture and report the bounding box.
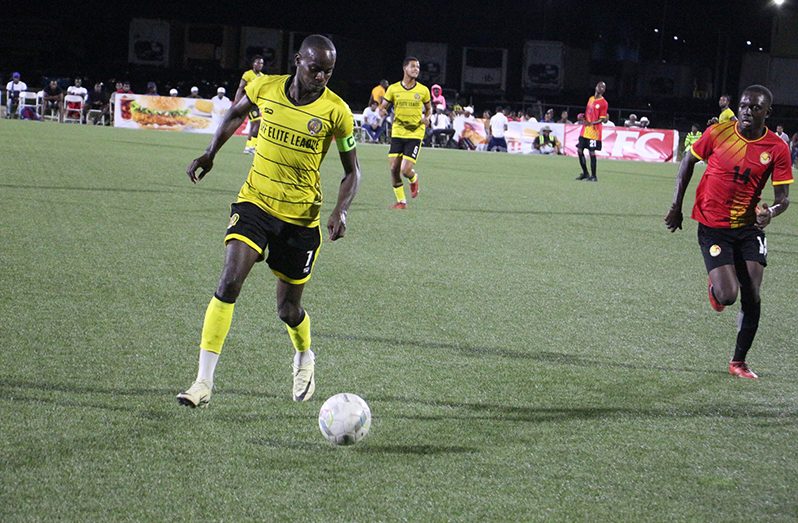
[706,116,719,127]
[683,124,702,152]
[42,79,64,122]
[576,112,586,125]
[639,116,650,128]
[65,78,88,121]
[67,78,88,101]
[430,84,446,109]
[369,79,389,106]
[114,81,123,93]
[624,114,641,127]
[718,94,736,123]
[83,82,110,124]
[558,110,572,124]
[542,108,555,123]
[169,88,179,97]
[211,87,231,120]
[775,125,788,143]
[145,81,158,95]
[790,133,798,166]
[362,100,385,143]
[5,72,26,119]
[524,109,537,123]
[116,81,132,94]
[188,86,201,99]
[488,106,508,152]
[429,104,453,147]
[452,106,477,150]
[532,125,562,155]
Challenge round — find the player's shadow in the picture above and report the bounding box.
[313,331,717,375]
[0,183,173,195]
[248,437,476,455]
[370,394,797,424]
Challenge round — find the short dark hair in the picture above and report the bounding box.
[720,94,731,100]
[742,84,773,106]
[403,56,419,67]
[252,54,264,62]
[495,106,503,112]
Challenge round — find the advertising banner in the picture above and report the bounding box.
[114,94,241,134]
[461,47,507,94]
[563,125,678,162]
[522,41,564,92]
[129,18,170,67]
[406,42,447,86]
[506,121,566,154]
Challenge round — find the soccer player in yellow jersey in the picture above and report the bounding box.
[177,35,361,407]
[236,55,264,154]
[379,57,431,209]
[718,94,737,124]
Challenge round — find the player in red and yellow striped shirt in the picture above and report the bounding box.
[665,85,792,379]
[575,81,608,181]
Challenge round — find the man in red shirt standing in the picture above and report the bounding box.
[665,85,792,379]
[575,81,608,182]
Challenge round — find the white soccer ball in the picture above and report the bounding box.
[318,393,371,446]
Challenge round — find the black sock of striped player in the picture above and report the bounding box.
[578,154,589,176]
[590,156,597,178]
[733,299,760,362]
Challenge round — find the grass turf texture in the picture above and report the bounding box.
[1,120,797,521]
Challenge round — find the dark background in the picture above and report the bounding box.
[2,0,794,129]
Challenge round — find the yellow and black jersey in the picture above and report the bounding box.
[241,69,263,84]
[242,74,355,228]
[384,81,430,140]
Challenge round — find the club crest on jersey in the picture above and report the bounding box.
[709,244,721,257]
[595,104,600,109]
[414,93,421,100]
[228,213,239,229]
[307,118,323,135]
[759,152,771,165]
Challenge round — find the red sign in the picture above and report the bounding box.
[563,125,678,162]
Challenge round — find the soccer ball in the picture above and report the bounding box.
[318,393,371,446]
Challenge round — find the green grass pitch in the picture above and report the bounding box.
[1,120,797,521]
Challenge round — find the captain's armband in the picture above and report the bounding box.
[336,133,357,153]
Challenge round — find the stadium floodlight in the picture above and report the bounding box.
[773,0,785,6]
[746,40,752,45]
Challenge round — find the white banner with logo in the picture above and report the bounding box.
[506,121,566,154]
[114,94,235,134]
[240,27,283,74]
[406,42,447,86]
[522,41,564,92]
[461,47,507,93]
[129,18,170,67]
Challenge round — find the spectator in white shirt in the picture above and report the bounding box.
[624,113,641,127]
[6,72,27,118]
[428,104,453,147]
[211,87,232,122]
[169,88,179,97]
[775,125,789,143]
[488,106,509,152]
[67,78,88,101]
[361,100,385,143]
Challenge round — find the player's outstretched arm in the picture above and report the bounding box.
[756,185,790,229]
[186,95,254,184]
[665,151,700,232]
[327,148,361,241]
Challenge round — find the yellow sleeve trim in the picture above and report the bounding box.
[689,147,703,161]
[772,179,794,186]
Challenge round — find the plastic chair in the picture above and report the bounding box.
[19,91,41,117]
[63,94,84,123]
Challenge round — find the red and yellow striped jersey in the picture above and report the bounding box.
[690,121,793,228]
[580,95,608,140]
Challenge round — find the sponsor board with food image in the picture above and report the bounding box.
[114,95,216,133]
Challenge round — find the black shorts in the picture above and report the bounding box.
[388,137,422,163]
[224,202,322,284]
[577,136,602,151]
[697,223,767,272]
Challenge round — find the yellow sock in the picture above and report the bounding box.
[200,296,235,354]
[393,185,406,203]
[286,312,311,351]
[408,170,417,183]
[246,137,256,148]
